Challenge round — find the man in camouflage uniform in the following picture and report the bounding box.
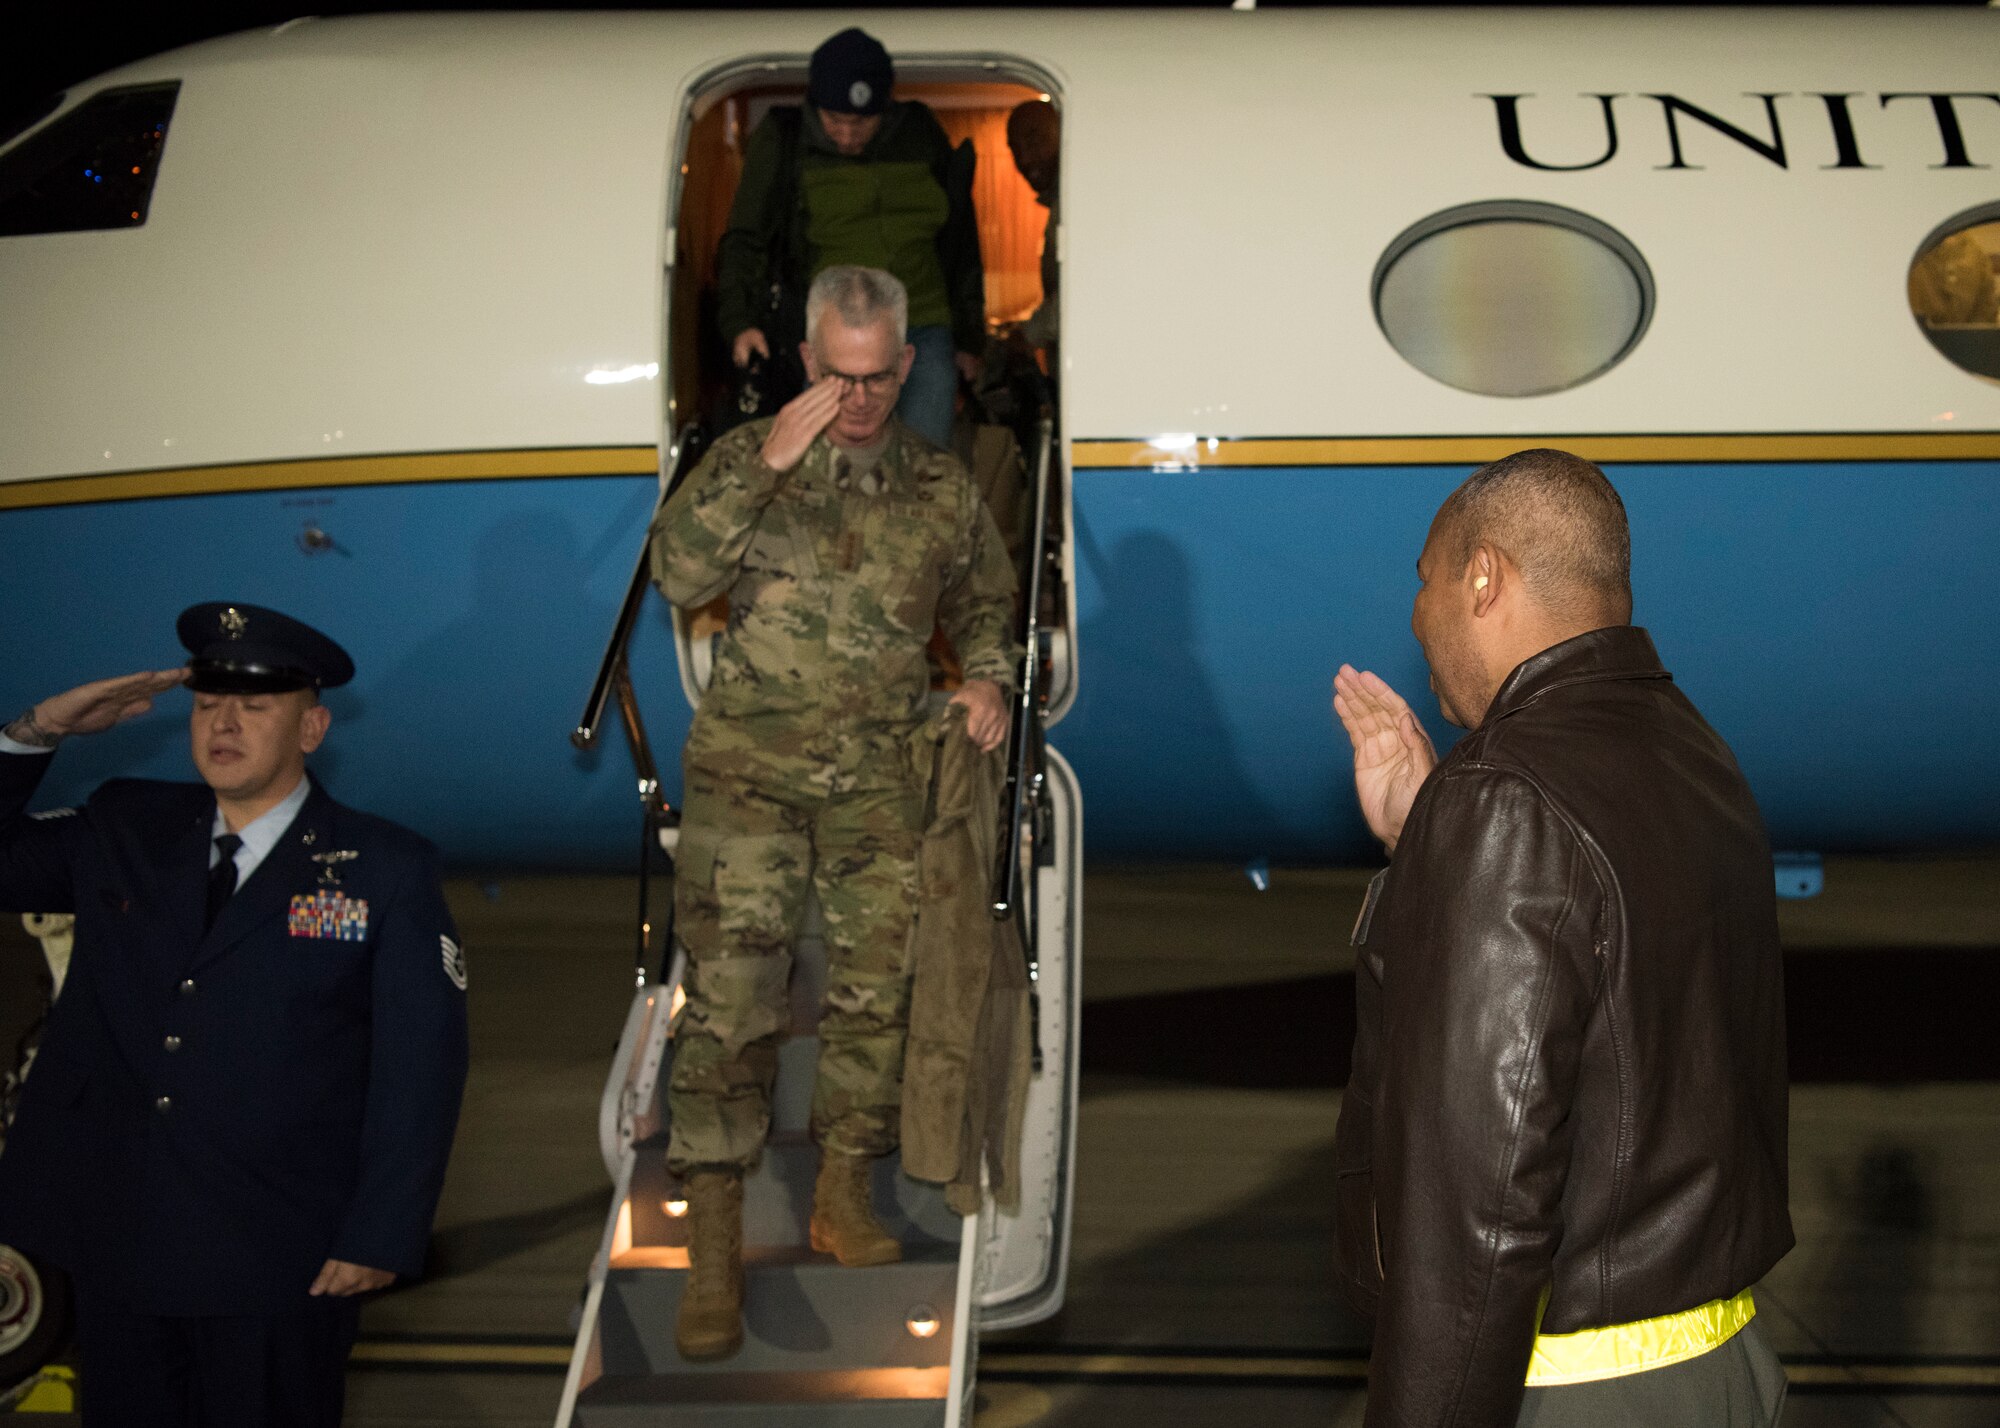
[651,265,1018,1361]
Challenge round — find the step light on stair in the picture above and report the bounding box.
[579,1365,951,1407]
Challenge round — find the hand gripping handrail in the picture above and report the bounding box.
[991,416,1056,934]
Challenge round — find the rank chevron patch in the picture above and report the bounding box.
[441,934,468,990]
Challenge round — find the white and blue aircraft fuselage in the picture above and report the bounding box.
[2,7,1996,867]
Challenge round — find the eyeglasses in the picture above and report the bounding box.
[820,366,901,397]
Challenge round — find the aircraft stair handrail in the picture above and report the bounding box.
[569,421,705,984]
[991,417,1055,952]
[570,421,705,761]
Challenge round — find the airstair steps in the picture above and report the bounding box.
[564,754,1101,1427]
[625,1133,962,1252]
[572,1368,951,1426]
[592,1248,960,1378]
[573,1119,966,1425]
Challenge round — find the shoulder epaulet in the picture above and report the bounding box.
[28,806,77,821]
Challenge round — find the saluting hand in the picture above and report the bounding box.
[950,678,1010,754]
[18,668,188,741]
[1333,664,1437,855]
[309,1258,395,1297]
[759,378,843,473]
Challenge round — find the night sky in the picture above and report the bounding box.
[5,0,1981,140]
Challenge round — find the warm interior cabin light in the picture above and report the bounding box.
[905,1306,941,1339]
[670,985,687,1017]
[664,1197,688,1218]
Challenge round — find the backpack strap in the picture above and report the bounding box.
[765,104,804,282]
[759,105,809,401]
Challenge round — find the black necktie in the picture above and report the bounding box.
[205,833,244,931]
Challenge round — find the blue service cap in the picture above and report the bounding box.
[808,27,893,117]
[176,603,354,694]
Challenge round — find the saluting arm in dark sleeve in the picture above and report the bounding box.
[328,840,469,1279]
[650,428,790,608]
[1367,767,1601,1428]
[938,489,1021,690]
[0,749,79,914]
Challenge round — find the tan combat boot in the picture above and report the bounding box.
[809,1150,903,1267]
[675,1170,744,1361]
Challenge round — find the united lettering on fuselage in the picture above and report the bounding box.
[1488,91,2000,170]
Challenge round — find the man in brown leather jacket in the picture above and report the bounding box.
[1331,449,1793,1427]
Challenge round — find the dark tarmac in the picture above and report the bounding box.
[5,856,1998,1425]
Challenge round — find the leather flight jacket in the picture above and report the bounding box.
[1334,626,1794,1427]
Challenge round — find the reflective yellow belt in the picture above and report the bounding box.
[1525,1289,1756,1387]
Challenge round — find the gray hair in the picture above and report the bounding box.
[805,265,909,348]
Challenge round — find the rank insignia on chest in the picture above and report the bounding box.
[289,891,370,941]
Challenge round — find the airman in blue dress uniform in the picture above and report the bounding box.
[0,603,469,1427]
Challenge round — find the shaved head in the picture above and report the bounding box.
[1007,98,1059,196]
[1008,98,1059,156]
[1436,448,1633,627]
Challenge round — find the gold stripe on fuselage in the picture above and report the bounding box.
[0,447,661,511]
[1071,432,2000,469]
[4,432,1995,511]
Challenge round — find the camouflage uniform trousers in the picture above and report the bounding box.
[666,720,925,1173]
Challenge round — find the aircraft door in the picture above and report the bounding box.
[659,61,1075,719]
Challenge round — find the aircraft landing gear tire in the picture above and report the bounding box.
[0,1243,72,1396]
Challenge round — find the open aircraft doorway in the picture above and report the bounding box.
[561,51,1081,1428]
[664,57,1076,719]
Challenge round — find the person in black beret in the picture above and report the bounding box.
[0,603,468,1428]
[714,24,987,448]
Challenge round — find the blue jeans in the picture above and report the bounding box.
[895,324,957,448]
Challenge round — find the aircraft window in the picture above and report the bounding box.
[0,83,179,238]
[1909,208,2000,385]
[1372,201,1654,398]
